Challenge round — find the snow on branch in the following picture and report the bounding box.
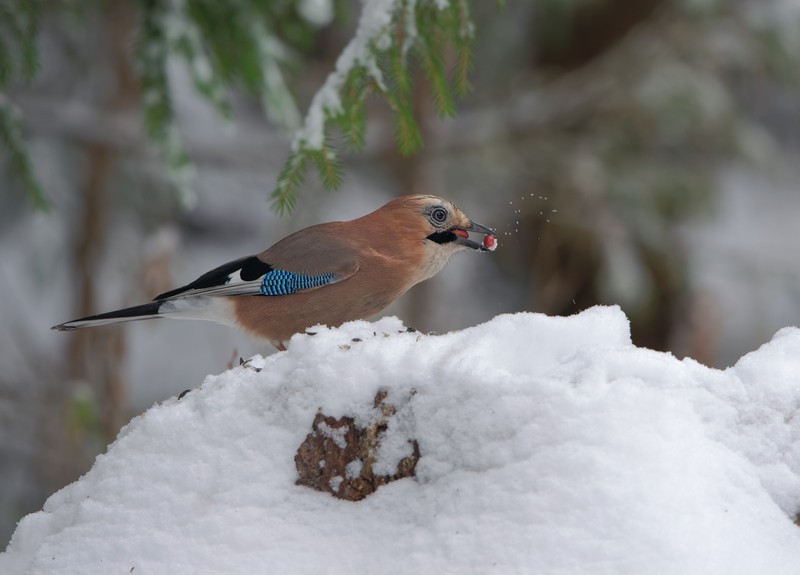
[271,0,476,214]
[136,0,328,208]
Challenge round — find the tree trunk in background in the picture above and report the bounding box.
[522,0,698,357]
[534,0,666,71]
[383,74,438,332]
[53,0,139,490]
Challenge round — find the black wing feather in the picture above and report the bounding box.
[155,255,273,301]
[52,301,162,330]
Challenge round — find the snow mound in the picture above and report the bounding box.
[3,307,800,574]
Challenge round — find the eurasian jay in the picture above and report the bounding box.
[53,195,497,350]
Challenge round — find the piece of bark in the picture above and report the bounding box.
[295,390,419,501]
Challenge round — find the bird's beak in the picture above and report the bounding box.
[452,221,497,252]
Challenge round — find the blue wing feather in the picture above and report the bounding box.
[260,270,337,296]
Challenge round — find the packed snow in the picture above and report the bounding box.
[3,306,800,574]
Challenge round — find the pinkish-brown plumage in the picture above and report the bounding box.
[53,195,496,349]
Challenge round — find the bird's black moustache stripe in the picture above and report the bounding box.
[426,231,456,244]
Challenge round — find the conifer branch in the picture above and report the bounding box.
[451,0,475,96]
[271,151,310,215]
[418,27,456,118]
[310,145,344,190]
[1,0,481,213]
[337,67,369,150]
[0,38,11,86]
[0,0,45,208]
[273,0,479,211]
[0,94,47,210]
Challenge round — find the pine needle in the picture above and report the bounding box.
[272,151,309,215]
[311,145,344,190]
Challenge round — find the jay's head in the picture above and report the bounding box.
[358,195,497,287]
[386,195,496,253]
[364,195,496,282]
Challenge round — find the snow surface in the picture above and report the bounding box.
[3,307,800,574]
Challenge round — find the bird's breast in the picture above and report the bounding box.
[414,242,457,283]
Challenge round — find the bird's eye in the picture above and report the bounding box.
[430,207,448,224]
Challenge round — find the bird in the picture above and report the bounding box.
[53,195,497,350]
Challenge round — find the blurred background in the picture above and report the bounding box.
[2,0,800,548]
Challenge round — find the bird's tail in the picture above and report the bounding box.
[51,302,163,331]
[52,296,236,331]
